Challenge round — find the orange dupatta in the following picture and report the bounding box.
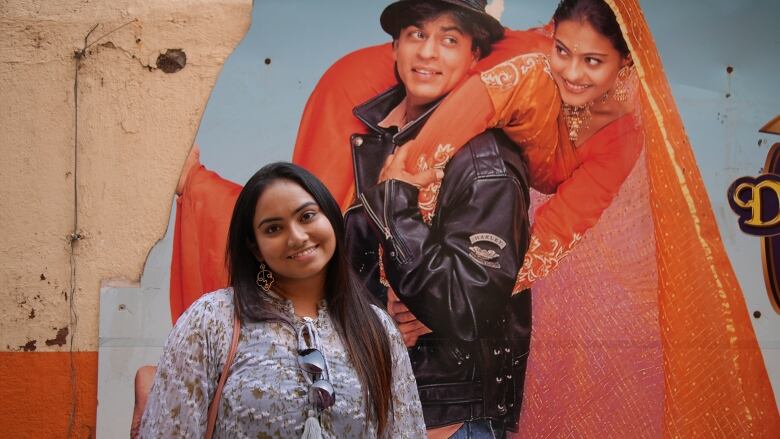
[606,0,779,435]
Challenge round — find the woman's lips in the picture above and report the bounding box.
[562,78,592,94]
[288,245,319,261]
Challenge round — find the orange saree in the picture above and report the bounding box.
[608,0,780,435]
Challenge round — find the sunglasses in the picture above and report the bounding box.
[297,322,336,411]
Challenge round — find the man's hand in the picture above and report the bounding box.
[378,143,444,187]
[387,287,432,347]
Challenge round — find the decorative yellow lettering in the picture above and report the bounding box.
[733,180,780,228]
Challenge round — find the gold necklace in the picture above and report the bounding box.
[562,102,592,143]
[562,91,610,143]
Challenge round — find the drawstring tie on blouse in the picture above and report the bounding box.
[298,317,331,439]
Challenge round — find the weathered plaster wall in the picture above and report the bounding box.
[0,0,251,436]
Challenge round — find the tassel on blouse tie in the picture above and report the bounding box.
[298,316,333,439]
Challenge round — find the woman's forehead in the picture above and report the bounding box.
[555,19,619,55]
[255,180,316,219]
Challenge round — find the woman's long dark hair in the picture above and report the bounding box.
[553,0,630,57]
[225,162,393,434]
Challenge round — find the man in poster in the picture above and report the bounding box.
[342,1,536,436]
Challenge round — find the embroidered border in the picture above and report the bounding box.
[513,232,582,293]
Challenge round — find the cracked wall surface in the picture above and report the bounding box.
[0,0,251,436]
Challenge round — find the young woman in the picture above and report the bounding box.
[141,163,425,438]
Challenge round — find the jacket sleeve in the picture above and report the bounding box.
[359,167,528,342]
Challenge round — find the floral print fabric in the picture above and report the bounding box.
[140,289,425,438]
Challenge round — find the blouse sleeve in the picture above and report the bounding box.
[402,53,577,194]
[513,118,644,292]
[480,53,578,193]
[140,292,233,437]
[371,306,427,439]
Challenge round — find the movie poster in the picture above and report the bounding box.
[96,1,779,437]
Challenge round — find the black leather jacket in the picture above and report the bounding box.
[344,85,532,431]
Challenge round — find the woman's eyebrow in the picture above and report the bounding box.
[257,201,317,227]
[556,38,608,57]
[293,201,317,214]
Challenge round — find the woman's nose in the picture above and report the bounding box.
[288,223,309,247]
[563,59,584,82]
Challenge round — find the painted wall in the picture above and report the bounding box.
[0,0,251,436]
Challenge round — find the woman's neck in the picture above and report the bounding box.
[272,276,326,319]
[574,97,632,146]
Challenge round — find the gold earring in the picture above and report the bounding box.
[613,65,632,102]
[256,262,274,292]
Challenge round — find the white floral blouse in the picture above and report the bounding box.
[140,289,425,438]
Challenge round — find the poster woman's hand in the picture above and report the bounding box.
[378,143,443,187]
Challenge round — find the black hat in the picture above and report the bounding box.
[380,0,504,43]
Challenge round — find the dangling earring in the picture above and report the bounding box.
[613,65,633,102]
[256,262,274,292]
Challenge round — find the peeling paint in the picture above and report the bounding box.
[156,49,186,73]
[20,340,37,352]
[1,0,252,357]
[45,327,69,346]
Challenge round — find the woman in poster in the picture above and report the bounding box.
[172,0,779,436]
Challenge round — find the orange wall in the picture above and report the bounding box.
[0,353,97,438]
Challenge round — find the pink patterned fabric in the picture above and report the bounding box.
[515,150,664,438]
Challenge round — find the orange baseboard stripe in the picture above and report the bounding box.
[0,352,97,438]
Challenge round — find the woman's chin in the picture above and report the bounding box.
[561,92,595,107]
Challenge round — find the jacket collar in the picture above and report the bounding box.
[353,84,444,145]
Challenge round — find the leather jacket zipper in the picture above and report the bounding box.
[359,191,391,239]
[383,180,408,261]
[359,181,408,262]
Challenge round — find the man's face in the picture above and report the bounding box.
[393,13,478,111]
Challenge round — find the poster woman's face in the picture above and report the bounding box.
[252,179,336,288]
[393,13,479,112]
[550,19,628,107]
